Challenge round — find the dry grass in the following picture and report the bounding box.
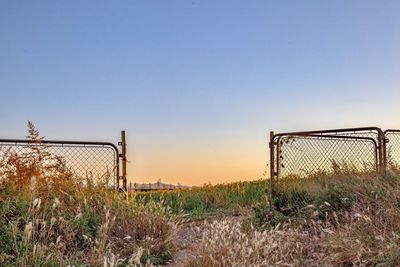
[187,220,321,266]
[3,122,400,266]
[0,173,178,266]
[188,173,400,266]
[0,122,177,266]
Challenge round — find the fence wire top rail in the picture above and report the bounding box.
[0,138,118,148]
[272,127,382,140]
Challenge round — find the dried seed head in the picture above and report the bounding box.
[33,198,41,210]
[50,217,57,227]
[25,221,33,240]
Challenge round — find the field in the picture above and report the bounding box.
[3,169,400,266]
[2,126,400,266]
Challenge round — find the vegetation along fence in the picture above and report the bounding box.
[269,127,400,184]
[0,131,128,190]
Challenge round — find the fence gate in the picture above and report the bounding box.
[269,127,386,185]
[0,138,125,190]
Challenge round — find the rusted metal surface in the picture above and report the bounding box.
[268,127,400,195]
[120,130,128,191]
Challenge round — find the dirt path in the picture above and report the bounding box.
[166,215,248,267]
[166,219,204,267]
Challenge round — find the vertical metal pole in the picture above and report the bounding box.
[377,131,385,172]
[269,131,275,205]
[121,130,127,191]
[116,150,120,191]
[382,133,388,172]
[374,143,378,172]
[276,136,281,180]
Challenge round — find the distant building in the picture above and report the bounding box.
[128,181,191,191]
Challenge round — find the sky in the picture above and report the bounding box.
[1,1,400,186]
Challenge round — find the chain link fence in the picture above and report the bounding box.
[385,130,400,168]
[270,127,384,182]
[0,139,119,188]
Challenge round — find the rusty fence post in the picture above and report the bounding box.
[382,133,388,172]
[269,131,275,206]
[376,129,386,173]
[120,130,127,192]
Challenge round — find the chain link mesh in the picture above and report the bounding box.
[271,129,381,179]
[277,135,377,178]
[385,131,400,168]
[0,141,118,188]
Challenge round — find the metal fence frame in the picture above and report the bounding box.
[0,133,127,191]
[270,127,384,183]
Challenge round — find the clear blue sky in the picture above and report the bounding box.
[1,1,399,185]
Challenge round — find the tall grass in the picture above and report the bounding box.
[0,122,177,266]
[3,122,400,266]
[133,180,269,218]
[189,172,400,266]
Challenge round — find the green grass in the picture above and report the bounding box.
[4,122,400,266]
[132,179,269,217]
